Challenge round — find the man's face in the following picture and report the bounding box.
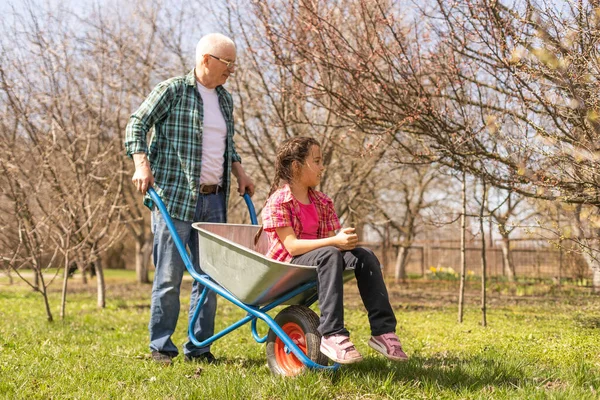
[204,44,236,87]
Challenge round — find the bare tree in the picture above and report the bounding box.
[244,0,600,287]
[486,190,539,282]
[363,161,449,280]
[0,2,131,311]
[0,148,61,321]
[219,0,394,232]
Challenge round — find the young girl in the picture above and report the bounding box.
[260,137,408,364]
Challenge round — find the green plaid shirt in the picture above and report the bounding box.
[125,69,242,221]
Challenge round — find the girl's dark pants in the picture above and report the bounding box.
[291,246,397,337]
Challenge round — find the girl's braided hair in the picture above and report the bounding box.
[254,136,321,246]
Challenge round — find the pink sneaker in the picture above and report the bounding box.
[320,334,363,364]
[368,332,408,361]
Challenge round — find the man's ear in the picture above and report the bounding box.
[201,53,210,67]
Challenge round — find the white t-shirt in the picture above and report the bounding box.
[197,82,227,185]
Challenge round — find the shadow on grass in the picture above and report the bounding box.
[573,314,600,329]
[145,355,266,370]
[327,354,530,391]
[115,303,150,310]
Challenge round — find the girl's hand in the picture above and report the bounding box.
[335,227,358,251]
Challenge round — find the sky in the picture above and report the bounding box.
[0,0,224,70]
[0,0,222,37]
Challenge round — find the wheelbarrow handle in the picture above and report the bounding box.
[243,193,258,225]
[147,187,258,225]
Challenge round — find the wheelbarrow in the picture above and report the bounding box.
[148,188,353,376]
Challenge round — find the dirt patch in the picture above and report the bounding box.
[343,280,599,310]
[10,275,600,311]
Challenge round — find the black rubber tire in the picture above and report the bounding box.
[265,305,328,376]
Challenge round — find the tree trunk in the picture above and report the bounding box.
[395,215,416,282]
[32,265,39,290]
[593,266,600,294]
[381,222,391,277]
[80,260,88,285]
[36,267,53,322]
[572,206,599,293]
[355,222,365,244]
[479,179,487,327]
[60,256,69,319]
[583,252,600,294]
[458,171,467,323]
[95,257,106,308]
[135,236,152,284]
[556,205,562,287]
[42,289,53,322]
[394,246,409,282]
[500,234,516,282]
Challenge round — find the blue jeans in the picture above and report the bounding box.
[149,191,226,357]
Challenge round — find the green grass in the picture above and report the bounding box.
[1,272,600,399]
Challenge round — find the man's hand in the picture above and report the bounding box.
[232,162,255,197]
[334,227,358,251]
[132,153,154,195]
[236,174,255,197]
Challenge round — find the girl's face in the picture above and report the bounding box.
[296,145,324,187]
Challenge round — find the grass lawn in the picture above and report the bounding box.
[1,270,600,399]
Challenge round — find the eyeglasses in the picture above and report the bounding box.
[208,54,235,69]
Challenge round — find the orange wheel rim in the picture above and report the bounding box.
[274,322,308,376]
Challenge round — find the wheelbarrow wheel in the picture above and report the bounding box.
[266,305,327,376]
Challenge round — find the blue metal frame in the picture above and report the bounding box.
[147,188,339,373]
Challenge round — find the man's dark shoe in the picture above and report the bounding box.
[184,352,216,364]
[152,351,177,365]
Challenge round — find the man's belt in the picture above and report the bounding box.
[199,184,221,194]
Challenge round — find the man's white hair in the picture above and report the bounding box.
[195,33,236,66]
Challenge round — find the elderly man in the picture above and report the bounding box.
[125,33,254,365]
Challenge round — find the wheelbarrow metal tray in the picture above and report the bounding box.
[192,223,318,306]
